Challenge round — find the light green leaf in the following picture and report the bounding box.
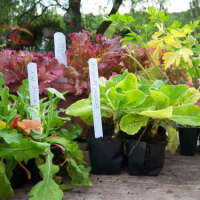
[162,123,179,154]
[67,157,92,186]
[106,88,126,110]
[176,87,200,105]
[140,106,173,119]
[29,152,63,200]
[0,139,49,162]
[66,99,92,117]
[160,85,189,105]
[120,114,148,135]
[123,90,147,108]
[150,90,170,109]
[0,129,23,144]
[47,88,65,100]
[0,161,14,199]
[115,73,138,91]
[172,104,200,126]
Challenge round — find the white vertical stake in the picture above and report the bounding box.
[54,32,67,66]
[27,63,41,128]
[88,58,103,138]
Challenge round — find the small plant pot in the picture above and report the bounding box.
[88,137,123,174]
[126,140,166,176]
[179,127,199,156]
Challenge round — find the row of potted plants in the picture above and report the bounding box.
[66,71,200,175]
[0,73,91,200]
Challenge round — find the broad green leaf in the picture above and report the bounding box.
[150,80,165,90]
[150,90,170,109]
[0,139,49,162]
[66,99,93,124]
[29,152,63,200]
[0,161,14,199]
[161,123,178,154]
[140,106,173,119]
[120,114,148,135]
[67,157,91,186]
[160,85,189,105]
[109,71,129,83]
[123,90,146,108]
[47,88,65,100]
[115,73,138,91]
[177,87,200,105]
[0,129,23,144]
[106,88,126,110]
[129,96,155,113]
[172,104,200,126]
[66,99,92,117]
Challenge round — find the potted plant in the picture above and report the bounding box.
[177,77,200,156]
[66,72,200,176]
[119,74,200,175]
[0,74,91,200]
[66,72,147,174]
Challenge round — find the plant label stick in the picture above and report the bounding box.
[27,63,41,133]
[88,58,103,138]
[54,32,67,66]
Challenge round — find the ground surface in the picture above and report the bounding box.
[11,153,200,200]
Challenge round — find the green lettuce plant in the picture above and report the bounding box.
[66,72,200,153]
[0,74,91,200]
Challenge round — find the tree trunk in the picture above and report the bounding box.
[64,0,83,32]
[96,0,123,35]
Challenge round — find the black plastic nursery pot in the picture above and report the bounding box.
[126,140,166,176]
[88,137,124,174]
[179,127,199,156]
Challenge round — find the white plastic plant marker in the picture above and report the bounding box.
[88,58,103,138]
[54,32,67,66]
[27,63,41,134]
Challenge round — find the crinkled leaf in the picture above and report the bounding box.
[115,73,138,91]
[172,104,200,126]
[0,161,14,199]
[160,84,189,105]
[29,152,63,200]
[58,125,82,140]
[0,139,49,162]
[120,114,148,135]
[0,129,23,144]
[176,87,200,105]
[140,106,173,119]
[150,90,170,109]
[67,157,91,186]
[106,88,126,110]
[123,90,146,108]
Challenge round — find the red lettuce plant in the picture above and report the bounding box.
[0,50,66,94]
[63,31,132,95]
[0,31,133,95]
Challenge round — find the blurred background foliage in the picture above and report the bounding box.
[0,0,199,52]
